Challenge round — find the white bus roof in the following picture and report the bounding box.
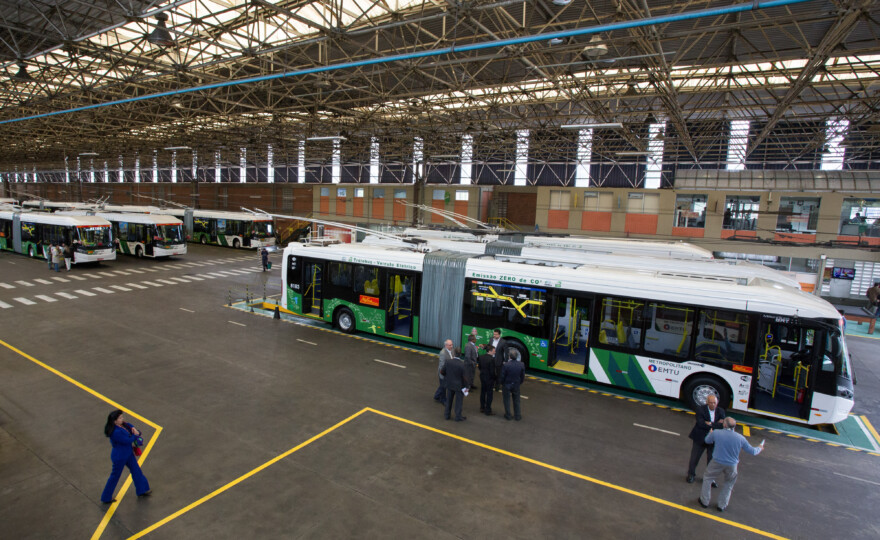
[95,212,182,226]
[285,242,839,320]
[162,209,273,221]
[0,210,110,227]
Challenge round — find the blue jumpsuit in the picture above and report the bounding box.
[100,426,150,502]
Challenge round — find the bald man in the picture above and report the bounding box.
[686,394,725,483]
[698,417,764,512]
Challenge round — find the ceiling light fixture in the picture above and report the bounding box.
[78,152,98,156]
[163,146,191,151]
[147,13,174,47]
[561,123,623,129]
[582,35,608,57]
[617,151,652,156]
[13,62,33,81]
[306,136,347,141]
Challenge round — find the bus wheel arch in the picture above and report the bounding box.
[334,307,356,334]
[200,235,208,245]
[681,374,731,411]
[135,245,144,258]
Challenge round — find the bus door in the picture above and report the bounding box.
[385,271,416,338]
[242,222,252,247]
[751,316,816,420]
[145,225,155,256]
[302,260,324,318]
[549,294,593,375]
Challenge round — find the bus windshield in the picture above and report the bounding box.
[252,221,273,238]
[78,226,112,248]
[825,327,851,380]
[155,224,184,244]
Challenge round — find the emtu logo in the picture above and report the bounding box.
[648,365,657,372]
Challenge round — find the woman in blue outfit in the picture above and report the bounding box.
[100,410,151,503]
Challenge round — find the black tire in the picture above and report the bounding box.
[135,245,144,258]
[200,235,208,245]
[28,245,35,258]
[335,308,355,334]
[682,376,730,410]
[506,341,529,368]
[233,238,241,249]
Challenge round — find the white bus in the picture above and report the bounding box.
[0,210,115,263]
[400,228,714,259]
[61,212,186,258]
[282,242,853,425]
[164,209,275,249]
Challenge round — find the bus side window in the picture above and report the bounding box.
[645,302,694,359]
[599,297,645,350]
[696,309,749,366]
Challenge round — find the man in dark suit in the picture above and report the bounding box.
[490,329,506,391]
[687,393,726,483]
[477,345,497,415]
[500,349,526,421]
[441,349,468,422]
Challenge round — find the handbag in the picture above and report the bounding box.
[124,422,145,455]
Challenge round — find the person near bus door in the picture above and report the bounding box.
[500,349,525,421]
[62,242,72,271]
[699,417,764,512]
[441,348,468,422]
[490,329,507,391]
[686,394,725,484]
[51,242,64,272]
[433,339,454,406]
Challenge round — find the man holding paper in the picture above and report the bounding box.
[698,417,764,512]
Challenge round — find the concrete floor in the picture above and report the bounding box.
[1,244,879,539]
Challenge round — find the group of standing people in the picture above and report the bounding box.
[434,329,525,422]
[42,241,73,272]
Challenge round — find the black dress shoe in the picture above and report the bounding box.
[716,506,725,512]
[485,411,496,416]
[454,417,467,421]
[686,475,695,483]
[711,481,718,488]
[504,415,512,420]
[138,490,152,497]
[101,499,117,504]
[480,408,485,413]
[698,499,709,509]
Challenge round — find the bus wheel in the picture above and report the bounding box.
[682,376,730,410]
[135,246,144,258]
[200,236,207,245]
[28,245,35,258]
[335,308,355,334]
[233,239,241,249]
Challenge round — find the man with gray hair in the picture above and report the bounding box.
[698,417,764,512]
[433,339,454,406]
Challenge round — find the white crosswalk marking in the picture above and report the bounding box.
[164,264,182,269]
[93,287,115,294]
[208,272,229,277]
[142,268,158,272]
[142,281,162,287]
[51,277,70,283]
[125,283,147,289]
[34,278,54,285]
[156,279,177,285]
[0,300,12,308]
[56,292,78,299]
[68,275,87,281]
[82,274,101,279]
[35,295,58,303]
[113,270,130,276]
[98,272,116,277]
[75,289,96,296]
[15,280,33,287]
[128,269,145,274]
[0,282,14,289]
[170,277,190,283]
[110,285,131,292]
[185,275,204,281]
[197,273,216,279]
[14,297,36,305]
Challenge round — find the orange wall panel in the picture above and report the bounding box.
[352,198,364,218]
[580,211,612,232]
[453,200,468,219]
[721,230,757,239]
[431,199,445,223]
[547,210,570,229]
[393,199,407,221]
[624,213,658,235]
[319,196,329,215]
[773,232,816,243]
[336,197,347,216]
[372,198,385,220]
[836,235,880,246]
[671,227,705,238]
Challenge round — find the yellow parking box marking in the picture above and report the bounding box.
[742,425,751,437]
[0,339,162,540]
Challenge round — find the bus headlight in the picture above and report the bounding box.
[837,386,854,399]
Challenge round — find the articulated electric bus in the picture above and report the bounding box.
[163,209,275,249]
[97,213,186,258]
[0,210,115,263]
[282,242,853,425]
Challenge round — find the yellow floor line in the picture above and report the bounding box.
[0,338,162,540]
[860,416,880,448]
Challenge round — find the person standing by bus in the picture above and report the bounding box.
[100,410,151,503]
[261,247,269,272]
[490,329,506,391]
[478,345,497,415]
[441,348,468,422]
[62,242,72,271]
[433,339,454,406]
[464,334,479,391]
[51,242,63,272]
[698,417,763,512]
[686,394,725,483]
[500,349,525,421]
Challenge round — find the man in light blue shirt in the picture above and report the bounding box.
[698,417,764,512]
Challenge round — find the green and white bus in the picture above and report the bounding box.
[164,209,275,249]
[97,213,186,258]
[0,210,115,263]
[282,242,853,425]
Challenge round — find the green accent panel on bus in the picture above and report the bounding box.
[592,349,655,394]
[286,289,304,314]
[119,240,132,255]
[0,237,7,250]
[324,298,420,343]
[461,325,549,366]
[21,240,45,258]
[219,234,228,247]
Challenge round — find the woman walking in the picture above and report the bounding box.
[100,410,151,503]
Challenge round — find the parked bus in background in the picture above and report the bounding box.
[164,209,275,249]
[281,241,853,426]
[0,210,115,263]
[60,211,186,258]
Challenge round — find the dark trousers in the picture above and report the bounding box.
[687,440,714,477]
[502,386,521,420]
[480,378,494,412]
[433,376,446,404]
[101,453,150,502]
[445,388,464,420]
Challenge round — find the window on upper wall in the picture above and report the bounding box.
[582,191,613,212]
[839,198,880,237]
[626,192,660,214]
[394,189,407,199]
[723,196,760,230]
[432,189,446,201]
[549,190,568,210]
[337,188,346,197]
[373,188,385,199]
[455,190,468,201]
[320,187,330,197]
[354,188,365,198]
[776,197,820,233]
[674,194,707,228]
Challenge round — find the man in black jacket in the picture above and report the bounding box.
[441,350,468,422]
[477,345,497,415]
[499,350,525,421]
[687,394,726,483]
